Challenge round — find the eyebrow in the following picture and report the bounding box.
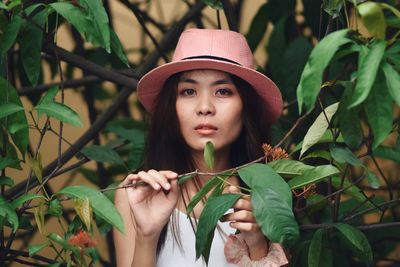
[179,78,233,86]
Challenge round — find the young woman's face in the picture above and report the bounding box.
[176,70,243,153]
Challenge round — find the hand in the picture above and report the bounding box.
[122,170,179,238]
[221,185,269,260]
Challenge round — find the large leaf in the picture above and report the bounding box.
[79,0,110,52]
[195,193,241,262]
[309,229,326,267]
[0,176,14,187]
[50,2,102,49]
[349,40,386,108]
[0,15,23,57]
[37,85,59,118]
[337,81,362,148]
[334,223,373,264]
[35,102,83,127]
[238,163,291,206]
[19,9,47,86]
[330,146,363,167]
[300,102,339,157]
[252,186,299,247]
[0,78,29,155]
[246,3,270,51]
[81,145,126,168]
[0,157,20,171]
[186,176,222,216]
[372,145,400,163]
[11,194,45,209]
[364,72,393,149]
[296,29,351,114]
[331,176,376,210]
[268,159,314,178]
[0,103,24,119]
[381,60,400,106]
[110,29,129,66]
[357,2,386,39]
[0,196,18,232]
[288,165,340,189]
[57,185,125,233]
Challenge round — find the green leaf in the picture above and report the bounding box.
[0,176,14,187]
[334,223,373,263]
[308,228,325,267]
[57,185,125,233]
[186,176,222,216]
[49,2,102,49]
[0,15,23,57]
[366,170,380,189]
[0,196,18,232]
[35,102,83,127]
[296,29,351,114]
[238,163,292,206]
[349,40,386,108]
[358,2,386,39]
[268,159,314,178]
[201,0,223,9]
[204,141,214,169]
[0,103,24,119]
[0,78,29,155]
[364,72,393,149]
[300,102,339,157]
[246,3,269,51]
[288,165,340,189]
[0,2,7,9]
[0,157,20,171]
[177,173,196,185]
[29,243,47,257]
[79,0,110,52]
[330,146,363,166]
[372,145,400,163]
[381,61,400,106]
[195,193,241,261]
[337,81,363,148]
[110,28,129,66]
[19,9,47,86]
[81,145,126,167]
[37,85,59,106]
[331,176,376,210]
[252,186,299,247]
[11,194,45,209]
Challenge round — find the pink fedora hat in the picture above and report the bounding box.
[137,28,283,123]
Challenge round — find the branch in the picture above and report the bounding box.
[300,221,400,231]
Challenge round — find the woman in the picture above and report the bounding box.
[114,29,288,267]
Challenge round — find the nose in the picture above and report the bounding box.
[196,93,215,116]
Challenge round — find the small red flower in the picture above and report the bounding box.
[68,230,97,248]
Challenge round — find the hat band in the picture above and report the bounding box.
[182,55,240,65]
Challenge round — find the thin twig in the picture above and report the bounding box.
[275,113,308,149]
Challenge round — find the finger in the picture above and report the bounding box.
[148,169,171,190]
[166,179,179,202]
[159,170,178,179]
[220,210,256,223]
[122,173,139,186]
[227,185,240,194]
[232,198,252,211]
[229,222,260,232]
[137,171,162,191]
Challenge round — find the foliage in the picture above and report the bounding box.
[0,0,399,266]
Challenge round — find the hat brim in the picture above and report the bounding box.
[137,59,283,123]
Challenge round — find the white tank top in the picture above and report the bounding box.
[157,209,237,267]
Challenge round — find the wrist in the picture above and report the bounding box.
[248,239,268,260]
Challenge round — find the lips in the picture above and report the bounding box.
[194,123,218,135]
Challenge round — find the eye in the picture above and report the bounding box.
[179,88,196,96]
[216,88,233,96]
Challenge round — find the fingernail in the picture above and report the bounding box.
[155,184,160,190]
[165,183,170,189]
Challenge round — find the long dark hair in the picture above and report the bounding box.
[140,70,271,254]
